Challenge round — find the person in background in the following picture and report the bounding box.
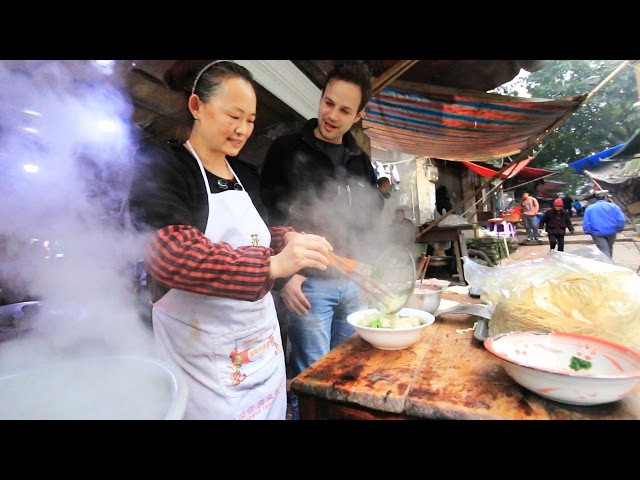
[520,191,541,242]
[538,198,574,252]
[573,199,584,217]
[435,185,453,216]
[582,190,626,259]
[376,176,391,212]
[127,61,333,420]
[392,208,416,249]
[560,192,574,218]
[260,61,377,388]
[377,176,391,199]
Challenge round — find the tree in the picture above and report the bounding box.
[498,60,640,194]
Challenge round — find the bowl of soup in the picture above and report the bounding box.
[347,308,436,350]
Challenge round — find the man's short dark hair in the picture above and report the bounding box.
[323,61,372,112]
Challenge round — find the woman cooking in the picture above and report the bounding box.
[128,61,333,419]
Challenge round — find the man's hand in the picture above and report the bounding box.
[280,274,310,316]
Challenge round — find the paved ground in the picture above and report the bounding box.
[502,220,640,273]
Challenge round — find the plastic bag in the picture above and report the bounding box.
[463,250,640,350]
[565,245,614,264]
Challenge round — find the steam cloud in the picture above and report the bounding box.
[0,60,154,374]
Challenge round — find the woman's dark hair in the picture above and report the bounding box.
[164,60,254,102]
[323,61,372,112]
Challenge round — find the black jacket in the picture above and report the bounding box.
[128,140,269,303]
[539,208,574,235]
[260,119,379,262]
[129,140,267,234]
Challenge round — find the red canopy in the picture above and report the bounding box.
[463,158,554,181]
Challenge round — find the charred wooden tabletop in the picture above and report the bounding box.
[291,293,640,420]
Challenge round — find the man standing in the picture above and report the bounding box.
[260,61,378,381]
[521,191,541,242]
[583,190,626,259]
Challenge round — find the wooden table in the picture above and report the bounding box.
[291,294,640,420]
[415,224,472,284]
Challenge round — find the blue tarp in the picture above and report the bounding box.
[568,144,624,174]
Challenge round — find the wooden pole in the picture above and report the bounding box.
[585,61,630,102]
[372,61,419,97]
[503,168,568,192]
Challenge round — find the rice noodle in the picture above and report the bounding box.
[489,271,640,350]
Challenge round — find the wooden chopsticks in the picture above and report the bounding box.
[416,255,430,284]
[328,252,392,298]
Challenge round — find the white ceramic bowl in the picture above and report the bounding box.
[347,308,436,350]
[0,356,188,419]
[485,331,640,406]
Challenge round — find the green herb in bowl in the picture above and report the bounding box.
[569,356,592,371]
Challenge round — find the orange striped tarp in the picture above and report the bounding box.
[364,84,580,162]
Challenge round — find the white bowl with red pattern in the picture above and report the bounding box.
[484,331,640,406]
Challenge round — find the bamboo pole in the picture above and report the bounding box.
[372,61,419,97]
[503,61,638,194]
[502,168,568,192]
[585,61,630,102]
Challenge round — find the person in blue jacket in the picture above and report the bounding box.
[582,190,626,259]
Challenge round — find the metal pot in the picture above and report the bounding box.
[0,301,42,341]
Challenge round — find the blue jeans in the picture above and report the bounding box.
[523,215,539,240]
[287,276,366,377]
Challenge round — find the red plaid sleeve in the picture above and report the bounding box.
[145,225,274,302]
[269,226,295,254]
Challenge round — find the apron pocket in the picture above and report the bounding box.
[213,320,283,398]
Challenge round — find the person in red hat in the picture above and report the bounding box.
[538,198,575,251]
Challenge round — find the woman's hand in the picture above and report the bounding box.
[283,230,301,245]
[269,233,332,280]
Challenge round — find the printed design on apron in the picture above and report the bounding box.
[228,322,281,386]
[236,378,286,420]
[250,233,260,246]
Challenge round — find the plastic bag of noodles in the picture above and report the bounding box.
[463,249,640,350]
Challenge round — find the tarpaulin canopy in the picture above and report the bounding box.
[568,144,624,174]
[607,129,640,161]
[586,134,640,182]
[363,82,582,162]
[578,131,640,208]
[462,158,555,181]
[535,180,567,200]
